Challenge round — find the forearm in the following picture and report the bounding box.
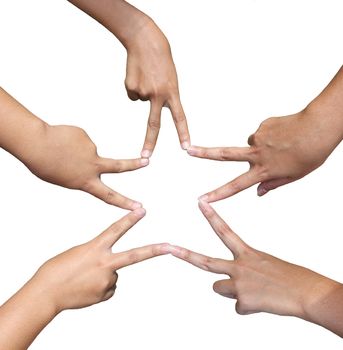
[67,0,151,49]
[304,65,343,145]
[0,277,58,349]
[0,88,48,164]
[302,279,343,337]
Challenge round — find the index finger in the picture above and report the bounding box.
[112,243,170,270]
[141,100,163,158]
[187,146,252,162]
[169,245,233,275]
[168,96,191,150]
[198,201,247,258]
[95,208,146,247]
[200,169,260,202]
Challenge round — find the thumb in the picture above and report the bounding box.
[257,177,294,196]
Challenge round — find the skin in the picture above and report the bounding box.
[187,66,343,202]
[170,201,343,337]
[0,208,170,349]
[68,0,191,157]
[0,87,147,209]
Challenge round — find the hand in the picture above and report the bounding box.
[125,19,190,157]
[169,201,339,318]
[189,110,339,202]
[32,208,169,312]
[25,124,148,210]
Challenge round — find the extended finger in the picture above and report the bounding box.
[85,179,141,210]
[141,100,163,158]
[257,177,294,196]
[213,279,236,299]
[169,245,233,275]
[187,146,252,162]
[168,96,191,150]
[112,243,170,270]
[96,208,146,247]
[98,157,149,174]
[198,200,246,258]
[200,169,260,202]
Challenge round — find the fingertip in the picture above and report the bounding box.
[181,141,190,150]
[141,149,152,158]
[257,185,268,196]
[131,201,143,210]
[140,158,149,167]
[187,146,197,156]
[198,199,213,214]
[168,245,184,257]
[198,194,209,202]
[133,207,146,218]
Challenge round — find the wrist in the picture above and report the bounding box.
[300,276,341,323]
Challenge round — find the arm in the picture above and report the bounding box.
[186,65,343,202]
[169,201,343,337]
[0,208,170,349]
[0,87,147,209]
[67,0,191,157]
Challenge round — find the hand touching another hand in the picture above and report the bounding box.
[0,209,169,349]
[189,66,343,201]
[170,201,343,336]
[125,19,190,157]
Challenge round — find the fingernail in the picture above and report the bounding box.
[140,158,149,166]
[187,146,197,156]
[141,150,151,158]
[133,207,146,217]
[199,195,209,202]
[181,141,190,150]
[198,199,212,213]
[161,243,172,254]
[132,202,142,210]
[257,187,267,196]
[168,245,183,256]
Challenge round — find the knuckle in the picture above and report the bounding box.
[201,256,214,271]
[148,118,161,130]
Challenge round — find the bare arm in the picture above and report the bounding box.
[170,201,343,337]
[187,66,343,201]
[0,87,147,209]
[0,209,169,349]
[67,0,191,156]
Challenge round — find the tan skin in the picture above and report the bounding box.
[68,0,191,157]
[0,209,170,349]
[170,201,343,337]
[0,88,147,209]
[187,66,343,202]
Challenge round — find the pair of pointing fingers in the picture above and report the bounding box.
[104,201,247,289]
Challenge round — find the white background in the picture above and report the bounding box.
[0,0,343,348]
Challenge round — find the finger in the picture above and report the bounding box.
[85,179,142,210]
[247,133,255,146]
[127,90,139,101]
[112,243,170,270]
[96,208,146,247]
[169,245,233,275]
[187,146,252,162]
[98,157,149,174]
[200,169,260,202]
[168,96,191,150]
[198,200,246,258]
[141,100,163,158]
[213,279,236,299]
[257,177,293,196]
